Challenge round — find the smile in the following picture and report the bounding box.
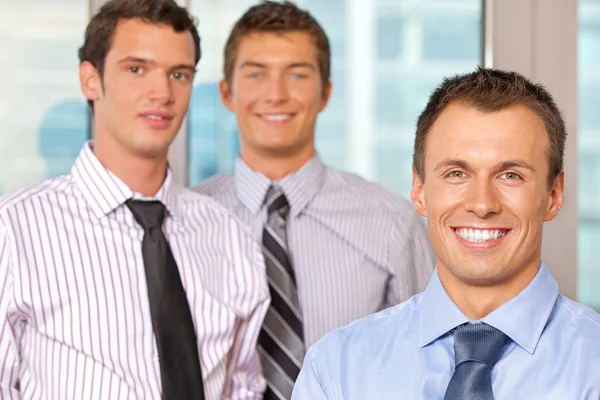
[258,113,294,122]
[140,111,174,129]
[452,227,510,243]
[146,114,168,120]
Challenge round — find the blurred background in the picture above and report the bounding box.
[0,0,596,309]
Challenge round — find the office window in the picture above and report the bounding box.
[0,1,89,196]
[187,0,482,199]
[578,0,600,310]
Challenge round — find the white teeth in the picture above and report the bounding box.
[147,115,165,120]
[262,114,292,121]
[455,228,507,243]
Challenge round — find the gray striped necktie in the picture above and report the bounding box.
[258,186,305,400]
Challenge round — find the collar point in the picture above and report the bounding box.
[514,341,537,356]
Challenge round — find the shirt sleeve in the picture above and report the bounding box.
[0,222,22,399]
[222,220,270,400]
[291,346,329,400]
[385,209,435,306]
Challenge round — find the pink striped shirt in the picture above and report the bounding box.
[0,142,269,399]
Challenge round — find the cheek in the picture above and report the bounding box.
[231,80,261,108]
[232,93,257,114]
[498,186,547,221]
[290,84,321,108]
[173,85,193,109]
[98,80,130,115]
[424,183,462,213]
[108,81,143,111]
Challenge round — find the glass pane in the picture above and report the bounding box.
[188,0,482,200]
[578,0,600,310]
[0,0,89,196]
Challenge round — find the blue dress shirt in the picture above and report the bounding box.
[292,262,600,399]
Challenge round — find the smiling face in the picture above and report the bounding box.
[411,102,564,290]
[80,18,196,161]
[220,31,331,170]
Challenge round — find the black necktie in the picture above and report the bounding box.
[258,186,305,400]
[444,323,510,400]
[126,199,205,400]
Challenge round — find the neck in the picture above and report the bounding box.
[93,132,168,197]
[241,146,315,181]
[437,258,541,320]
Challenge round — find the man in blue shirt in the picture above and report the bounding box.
[292,67,600,399]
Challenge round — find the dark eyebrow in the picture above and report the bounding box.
[239,61,267,69]
[117,56,156,65]
[494,160,536,173]
[238,61,317,70]
[117,56,196,73]
[433,159,537,173]
[170,64,196,73]
[434,159,470,172]
[287,62,316,70]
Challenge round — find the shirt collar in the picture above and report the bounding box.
[481,261,558,354]
[234,155,327,217]
[234,159,272,216]
[418,269,470,348]
[419,261,559,355]
[71,141,180,219]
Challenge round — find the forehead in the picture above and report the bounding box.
[234,31,318,66]
[106,18,195,65]
[425,103,550,169]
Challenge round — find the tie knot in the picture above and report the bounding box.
[126,199,166,231]
[265,186,289,217]
[453,323,510,368]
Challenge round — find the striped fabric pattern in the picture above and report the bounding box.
[0,142,270,400]
[193,156,435,349]
[259,187,304,399]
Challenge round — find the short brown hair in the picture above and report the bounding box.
[78,0,201,109]
[223,1,330,89]
[413,67,566,187]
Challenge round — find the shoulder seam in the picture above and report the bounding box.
[560,298,600,330]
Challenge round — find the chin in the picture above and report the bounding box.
[460,274,505,287]
[458,265,518,286]
[131,144,170,160]
[255,143,297,157]
[442,259,501,283]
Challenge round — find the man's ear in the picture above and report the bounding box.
[318,80,333,112]
[79,61,103,103]
[544,171,564,222]
[219,79,234,112]
[411,167,427,217]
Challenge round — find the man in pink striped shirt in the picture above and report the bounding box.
[0,1,269,399]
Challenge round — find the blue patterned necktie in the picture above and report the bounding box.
[444,323,510,400]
